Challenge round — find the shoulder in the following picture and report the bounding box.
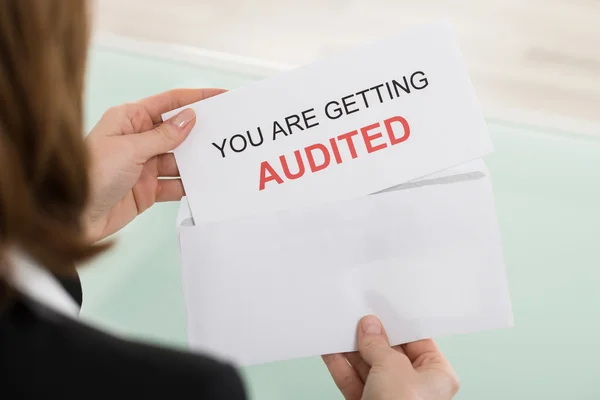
[0,296,247,399]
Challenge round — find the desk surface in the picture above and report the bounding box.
[79,44,600,400]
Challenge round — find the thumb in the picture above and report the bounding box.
[134,108,196,161]
[358,315,407,368]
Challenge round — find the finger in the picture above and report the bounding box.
[344,352,369,382]
[131,108,196,161]
[402,340,459,395]
[392,344,408,356]
[157,153,179,177]
[402,339,444,365]
[357,315,411,368]
[138,88,227,124]
[95,103,156,136]
[321,354,364,400]
[156,179,185,202]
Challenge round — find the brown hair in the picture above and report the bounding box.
[0,0,105,291]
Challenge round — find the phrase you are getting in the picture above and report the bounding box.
[210,70,430,191]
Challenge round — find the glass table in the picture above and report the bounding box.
[79,41,600,400]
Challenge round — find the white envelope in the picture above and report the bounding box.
[177,160,513,366]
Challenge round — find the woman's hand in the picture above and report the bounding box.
[84,88,225,243]
[323,316,459,400]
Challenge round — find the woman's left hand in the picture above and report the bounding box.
[84,88,225,243]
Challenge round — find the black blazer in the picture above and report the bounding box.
[0,274,247,399]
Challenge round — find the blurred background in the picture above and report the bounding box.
[91,0,600,131]
[80,1,600,400]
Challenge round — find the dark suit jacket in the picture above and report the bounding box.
[0,274,247,399]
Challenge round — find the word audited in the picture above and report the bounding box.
[259,116,410,191]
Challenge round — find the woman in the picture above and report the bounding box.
[0,1,459,399]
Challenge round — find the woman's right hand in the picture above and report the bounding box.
[322,316,460,400]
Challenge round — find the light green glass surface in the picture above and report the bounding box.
[80,44,600,400]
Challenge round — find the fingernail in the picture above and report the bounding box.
[362,315,382,335]
[170,108,195,129]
